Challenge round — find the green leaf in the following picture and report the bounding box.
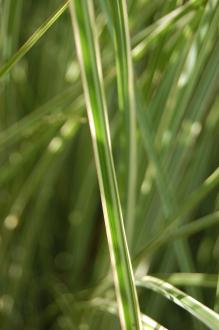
[104,0,137,244]
[154,273,218,288]
[137,276,219,329]
[88,297,168,330]
[69,1,142,329]
[0,0,71,78]
[135,211,219,261]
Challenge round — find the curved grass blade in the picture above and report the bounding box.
[137,276,219,330]
[155,273,218,288]
[0,0,71,78]
[69,1,142,329]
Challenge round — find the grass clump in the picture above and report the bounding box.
[0,0,219,329]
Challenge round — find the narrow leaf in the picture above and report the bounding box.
[69,1,142,329]
[137,276,219,330]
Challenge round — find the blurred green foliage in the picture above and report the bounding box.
[0,0,219,329]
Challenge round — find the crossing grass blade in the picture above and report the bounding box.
[174,167,219,220]
[135,211,219,263]
[69,1,142,329]
[135,86,200,307]
[88,297,168,330]
[137,276,219,330]
[0,88,82,149]
[156,273,218,288]
[0,0,71,78]
[132,0,203,59]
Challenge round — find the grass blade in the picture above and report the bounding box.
[132,0,203,59]
[104,0,137,243]
[137,276,219,330]
[69,1,142,329]
[155,273,218,288]
[135,211,219,263]
[88,297,168,330]
[0,0,70,78]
